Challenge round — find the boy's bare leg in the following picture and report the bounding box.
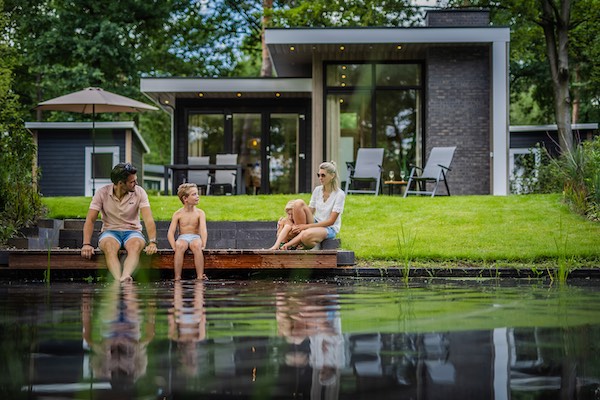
[189,240,207,280]
[174,239,190,281]
[99,238,123,281]
[121,238,145,282]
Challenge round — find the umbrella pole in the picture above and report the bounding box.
[92,105,96,196]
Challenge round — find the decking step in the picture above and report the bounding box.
[7,248,348,270]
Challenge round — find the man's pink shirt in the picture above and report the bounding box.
[89,184,150,232]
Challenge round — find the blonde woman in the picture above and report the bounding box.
[282,161,345,250]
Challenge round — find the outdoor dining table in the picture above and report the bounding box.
[163,164,245,195]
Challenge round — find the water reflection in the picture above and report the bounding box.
[82,281,155,394]
[1,279,599,399]
[168,280,206,377]
[276,285,345,399]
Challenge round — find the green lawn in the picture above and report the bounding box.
[42,193,600,263]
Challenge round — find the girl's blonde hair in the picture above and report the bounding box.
[319,161,339,191]
[177,183,198,204]
[284,200,296,211]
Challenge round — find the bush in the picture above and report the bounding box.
[0,34,45,244]
[534,137,600,221]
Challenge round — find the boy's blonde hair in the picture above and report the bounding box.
[177,183,198,204]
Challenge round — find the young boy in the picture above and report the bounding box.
[167,183,208,280]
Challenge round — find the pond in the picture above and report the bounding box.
[1,277,599,399]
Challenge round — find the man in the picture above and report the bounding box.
[80,163,157,282]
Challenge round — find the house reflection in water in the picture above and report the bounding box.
[11,281,600,399]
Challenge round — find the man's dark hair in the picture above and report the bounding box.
[110,163,137,184]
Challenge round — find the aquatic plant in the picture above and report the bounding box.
[396,223,417,283]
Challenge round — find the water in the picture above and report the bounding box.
[1,278,600,399]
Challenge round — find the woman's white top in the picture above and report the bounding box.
[309,186,346,234]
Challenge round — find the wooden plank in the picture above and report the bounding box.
[8,249,339,270]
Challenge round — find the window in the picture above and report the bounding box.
[325,62,423,181]
[188,113,225,157]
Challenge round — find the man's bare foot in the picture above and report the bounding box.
[120,275,133,283]
[196,274,208,281]
[174,276,182,281]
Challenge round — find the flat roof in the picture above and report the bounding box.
[25,121,150,153]
[510,123,598,133]
[140,77,312,112]
[265,26,510,77]
[140,25,510,106]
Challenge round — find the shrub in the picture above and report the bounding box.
[0,31,45,244]
[534,137,600,221]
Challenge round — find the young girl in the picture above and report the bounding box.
[268,200,312,250]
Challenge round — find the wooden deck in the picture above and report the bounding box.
[7,248,342,270]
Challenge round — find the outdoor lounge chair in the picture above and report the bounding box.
[344,148,384,196]
[188,156,210,195]
[404,146,456,197]
[207,153,237,195]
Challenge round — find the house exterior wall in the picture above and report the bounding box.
[36,129,126,196]
[131,131,145,172]
[426,46,491,195]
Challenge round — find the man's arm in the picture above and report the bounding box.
[141,206,157,254]
[81,209,99,259]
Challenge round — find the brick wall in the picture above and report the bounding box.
[426,9,490,27]
[426,46,491,195]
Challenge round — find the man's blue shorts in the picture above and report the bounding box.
[99,230,146,248]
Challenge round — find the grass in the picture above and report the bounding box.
[41,193,600,264]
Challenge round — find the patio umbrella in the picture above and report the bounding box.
[36,87,158,194]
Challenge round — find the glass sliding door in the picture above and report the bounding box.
[326,92,372,185]
[375,90,420,179]
[188,113,225,158]
[183,104,307,194]
[233,113,262,194]
[325,62,423,183]
[269,113,299,194]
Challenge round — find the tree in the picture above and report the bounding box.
[0,0,44,243]
[463,0,600,154]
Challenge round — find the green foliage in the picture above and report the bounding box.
[533,137,600,221]
[0,2,45,244]
[462,0,600,125]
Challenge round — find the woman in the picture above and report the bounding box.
[282,161,345,250]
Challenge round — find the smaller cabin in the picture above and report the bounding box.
[26,121,149,197]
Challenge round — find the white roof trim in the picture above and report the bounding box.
[140,78,312,93]
[510,123,598,132]
[25,121,151,153]
[265,27,510,45]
